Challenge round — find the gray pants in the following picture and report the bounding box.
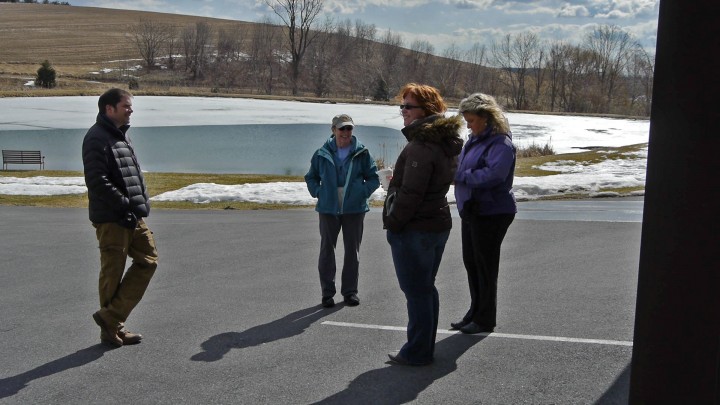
[318,213,365,298]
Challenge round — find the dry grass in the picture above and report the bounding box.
[0,143,647,208]
[0,4,250,63]
[0,4,393,105]
[0,3,255,95]
[514,143,647,177]
[0,170,309,209]
[516,140,555,158]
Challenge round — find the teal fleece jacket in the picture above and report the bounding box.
[305,135,380,215]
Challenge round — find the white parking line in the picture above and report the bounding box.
[321,321,633,347]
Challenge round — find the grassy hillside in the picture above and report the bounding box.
[0,3,255,96]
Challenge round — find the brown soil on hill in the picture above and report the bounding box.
[0,3,256,96]
[0,3,249,64]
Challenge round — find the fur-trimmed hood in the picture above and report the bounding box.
[382,114,463,233]
[401,114,464,157]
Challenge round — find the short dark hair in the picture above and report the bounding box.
[98,88,132,114]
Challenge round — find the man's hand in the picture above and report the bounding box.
[118,211,138,229]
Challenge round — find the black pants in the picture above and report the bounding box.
[460,213,514,327]
[318,213,365,298]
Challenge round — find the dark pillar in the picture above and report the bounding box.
[629,0,720,403]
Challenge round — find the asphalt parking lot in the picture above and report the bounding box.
[0,202,641,404]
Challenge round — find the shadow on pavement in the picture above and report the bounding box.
[191,305,342,362]
[594,362,630,404]
[0,344,113,399]
[312,333,485,404]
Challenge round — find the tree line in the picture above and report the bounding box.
[127,0,653,116]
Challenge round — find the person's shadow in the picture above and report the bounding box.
[312,333,486,404]
[0,344,112,399]
[191,305,342,362]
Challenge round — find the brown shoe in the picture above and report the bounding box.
[92,311,122,347]
[118,329,143,345]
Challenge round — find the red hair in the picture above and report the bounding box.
[397,83,447,116]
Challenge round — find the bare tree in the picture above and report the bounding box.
[211,25,247,89]
[530,41,546,109]
[463,42,488,94]
[584,25,635,113]
[264,0,324,95]
[638,49,654,117]
[118,11,652,115]
[181,21,214,80]
[436,43,464,98]
[545,41,569,112]
[249,17,281,94]
[350,19,377,98]
[626,45,654,116]
[492,32,541,110]
[377,29,405,95]
[406,39,434,84]
[306,17,336,97]
[164,25,179,71]
[561,45,595,113]
[181,27,192,72]
[129,18,173,69]
[215,26,245,64]
[327,18,359,97]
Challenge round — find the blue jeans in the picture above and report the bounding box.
[387,229,450,364]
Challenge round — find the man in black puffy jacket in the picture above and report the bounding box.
[82,88,158,348]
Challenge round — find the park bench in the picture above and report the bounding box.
[2,150,45,170]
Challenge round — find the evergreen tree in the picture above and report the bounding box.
[373,76,389,101]
[35,60,56,88]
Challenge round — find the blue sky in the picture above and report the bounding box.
[69,0,659,55]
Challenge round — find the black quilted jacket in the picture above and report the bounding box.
[82,113,150,224]
[383,114,463,233]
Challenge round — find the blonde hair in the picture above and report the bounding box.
[458,93,510,134]
[397,83,447,116]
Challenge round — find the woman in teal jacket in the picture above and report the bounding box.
[305,114,380,308]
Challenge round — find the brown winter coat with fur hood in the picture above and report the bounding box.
[383,114,464,233]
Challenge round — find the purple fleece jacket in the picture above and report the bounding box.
[454,128,517,216]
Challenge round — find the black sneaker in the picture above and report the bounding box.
[343,294,360,306]
[321,297,335,308]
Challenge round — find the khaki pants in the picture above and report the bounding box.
[93,218,158,329]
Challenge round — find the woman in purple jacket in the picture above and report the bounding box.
[452,93,517,334]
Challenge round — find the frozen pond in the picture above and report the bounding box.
[0,96,650,176]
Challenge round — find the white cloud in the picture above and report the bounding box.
[324,1,358,14]
[324,0,432,10]
[70,0,658,65]
[589,0,658,19]
[596,9,631,19]
[82,0,169,12]
[558,4,590,17]
[450,0,494,9]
